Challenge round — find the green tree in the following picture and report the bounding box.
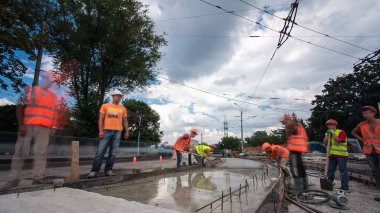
[245,131,269,147]
[50,0,166,136]
[308,49,380,141]
[0,0,56,92]
[268,128,286,145]
[218,136,241,151]
[122,99,162,143]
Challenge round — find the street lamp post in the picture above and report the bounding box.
[234,103,244,151]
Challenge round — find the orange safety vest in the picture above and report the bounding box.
[23,86,58,128]
[286,124,308,153]
[173,134,191,152]
[270,145,290,159]
[359,121,380,154]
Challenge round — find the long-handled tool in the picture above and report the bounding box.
[320,133,334,190]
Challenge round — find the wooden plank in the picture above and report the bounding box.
[64,141,80,182]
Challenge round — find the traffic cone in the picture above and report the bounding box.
[160,155,163,163]
[133,156,137,165]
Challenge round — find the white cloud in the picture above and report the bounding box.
[0,98,15,106]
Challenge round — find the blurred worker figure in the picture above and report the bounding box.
[323,119,349,191]
[261,142,290,177]
[193,144,217,167]
[87,89,129,178]
[352,106,380,201]
[173,128,198,168]
[2,72,64,190]
[282,114,309,190]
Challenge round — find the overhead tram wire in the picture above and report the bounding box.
[157,75,310,113]
[239,0,372,52]
[168,35,380,38]
[199,0,360,60]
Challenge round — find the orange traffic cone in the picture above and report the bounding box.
[160,155,163,163]
[133,156,137,165]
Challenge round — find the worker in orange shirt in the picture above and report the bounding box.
[173,128,198,168]
[87,89,129,178]
[282,114,309,190]
[352,106,380,201]
[1,72,65,190]
[262,142,290,177]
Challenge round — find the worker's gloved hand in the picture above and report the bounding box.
[327,130,335,135]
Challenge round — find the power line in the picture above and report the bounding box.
[168,35,380,38]
[157,75,310,112]
[238,0,372,52]
[199,0,361,60]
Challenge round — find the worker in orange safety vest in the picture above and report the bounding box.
[173,128,198,168]
[1,72,66,190]
[352,106,380,201]
[282,114,309,190]
[262,142,291,177]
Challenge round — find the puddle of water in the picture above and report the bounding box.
[88,159,279,213]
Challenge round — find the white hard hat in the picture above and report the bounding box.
[110,89,122,96]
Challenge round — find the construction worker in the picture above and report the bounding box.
[351,106,380,201]
[173,128,198,168]
[87,89,129,178]
[323,119,349,191]
[282,114,309,190]
[1,72,65,189]
[193,144,217,167]
[261,142,290,177]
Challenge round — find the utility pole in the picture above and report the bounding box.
[234,103,244,151]
[201,132,203,144]
[32,20,47,86]
[137,111,143,155]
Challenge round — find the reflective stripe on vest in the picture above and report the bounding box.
[286,124,308,153]
[195,145,211,157]
[359,121,380,154]
[23,86,58,128]
[326,129,348,157]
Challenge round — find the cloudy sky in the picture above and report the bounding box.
[1,0,380,145]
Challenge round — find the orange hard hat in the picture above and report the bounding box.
[210,144,217,149]
[190,128,198,135]
[361,106,377,114]
[261,142,271,151]
[326,119,338,126]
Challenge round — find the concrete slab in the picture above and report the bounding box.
[0,187,180,213]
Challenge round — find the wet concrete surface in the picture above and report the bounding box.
[87,158,280,213]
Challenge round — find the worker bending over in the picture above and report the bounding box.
[193,144,217,167]
[323,119,349,191]
[261,142,290,177]
[173,128,198,168]
[282,114,309,190]
[352,106,380,201]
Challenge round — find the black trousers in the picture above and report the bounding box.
[289,151,306,178]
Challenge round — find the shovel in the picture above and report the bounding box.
[320,133,334,191]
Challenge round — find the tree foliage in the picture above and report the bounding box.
[48,0,166,136]
[122,99,162,143]
[0,104,17,132]
[245,129,286,147]
[218,136,241,151]
[308,49,380,141]
[0,0,56,92]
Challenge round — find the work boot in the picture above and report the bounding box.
[292,178,304,190]
[1,179,20,190]
[87,172,97,179]
[32,179,44,185]
[105,170,115,176]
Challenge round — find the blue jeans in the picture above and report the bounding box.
[188,153,192,166]
[327,157,349,189]
[366,152,380,178]
[176,150,182,168]
[91,130,121,173]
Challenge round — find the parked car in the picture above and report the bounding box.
[308,138,363,154]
